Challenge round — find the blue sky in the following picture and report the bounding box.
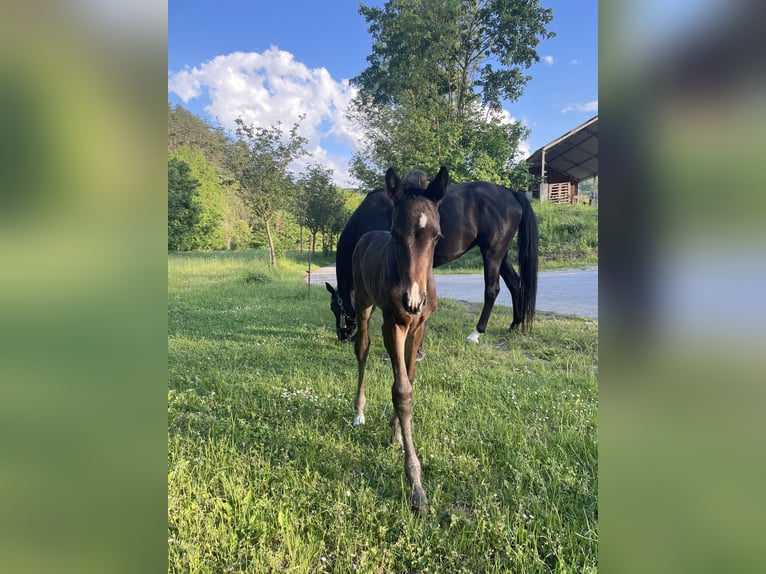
[168,0,597,186]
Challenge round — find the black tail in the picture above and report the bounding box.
[514,191,538,330]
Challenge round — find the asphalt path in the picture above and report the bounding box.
[434,267,597,319]
[308,265,598,319]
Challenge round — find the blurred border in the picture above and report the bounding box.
[3,1,765,572]
[601,1,766,572]
[1,2,167,573]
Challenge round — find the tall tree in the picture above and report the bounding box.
[228,117,308,266]
[168,157,201,251]
[350,0,553,186]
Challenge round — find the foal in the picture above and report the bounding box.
[351,166,448,514]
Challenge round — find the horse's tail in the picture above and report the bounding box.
[513,191,539,330]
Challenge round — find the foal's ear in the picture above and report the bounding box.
[426,166,449,203]
[385,167,403,201]
[325,282,337,296]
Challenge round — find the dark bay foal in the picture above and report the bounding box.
[350,166,448,514]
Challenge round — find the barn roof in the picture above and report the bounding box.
[526,115,598,183]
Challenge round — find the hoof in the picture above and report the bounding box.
[353,414,365,426]
[411,487,429,515]
[466,329,481,344]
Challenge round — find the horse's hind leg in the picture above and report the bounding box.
[384,320,428,514]
[353,305,373,426]
[500,255,523,330]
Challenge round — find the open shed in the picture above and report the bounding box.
[526,115,598,204]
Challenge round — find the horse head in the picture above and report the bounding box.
[325,282,356,341]
[385,166,449,315]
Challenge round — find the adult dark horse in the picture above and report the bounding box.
[326,172,538,344]
[351,166,448,514]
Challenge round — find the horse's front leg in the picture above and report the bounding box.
[405,319,426,383]
[384,320,428,514]
[467,248,502,343]
[353,304,373,426]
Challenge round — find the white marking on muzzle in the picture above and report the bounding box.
[408,282,421,310]
[418,212,428,229]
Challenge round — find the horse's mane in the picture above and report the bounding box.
[403,169,428,190]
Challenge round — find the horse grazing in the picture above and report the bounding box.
[326,174,538,344]
[351,166,448,514]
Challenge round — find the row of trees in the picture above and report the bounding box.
[168,104,350,265]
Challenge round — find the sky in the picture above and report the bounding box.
[168,0,598,187]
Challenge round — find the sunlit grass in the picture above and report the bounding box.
[168,252,597,573]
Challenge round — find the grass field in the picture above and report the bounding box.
[168,251,598,573]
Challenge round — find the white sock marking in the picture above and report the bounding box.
[466,329,481,344]
[353,414,365,426]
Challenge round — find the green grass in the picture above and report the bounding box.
[535,202,598,269]
[168,251,598,573]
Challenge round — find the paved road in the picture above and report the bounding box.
[308,265,598,319]
[434,268,597,319]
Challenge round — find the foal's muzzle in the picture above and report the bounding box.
[402,293,427,315]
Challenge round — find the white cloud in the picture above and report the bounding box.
[475,103,517,126]
[569,59,580,65]
[474,104,529,163]
[514,139,532,163]
[294,144,355,191]
[168,47,360,186]
[561,100,598,114]
[542,55,555,65]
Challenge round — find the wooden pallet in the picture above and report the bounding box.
[548,182,571,204]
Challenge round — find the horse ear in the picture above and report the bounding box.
[385,167,403,202]
[325,282,336,296]
[426,166,449,203]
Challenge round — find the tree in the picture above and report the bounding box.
[172,146,226,250]
[168,103,230,172]
[326,202,348,256]
[295,163,346,259]
[168,104,254,250]
[350,0,553,185]
[168,157,201,251]
[228,117,308,266]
